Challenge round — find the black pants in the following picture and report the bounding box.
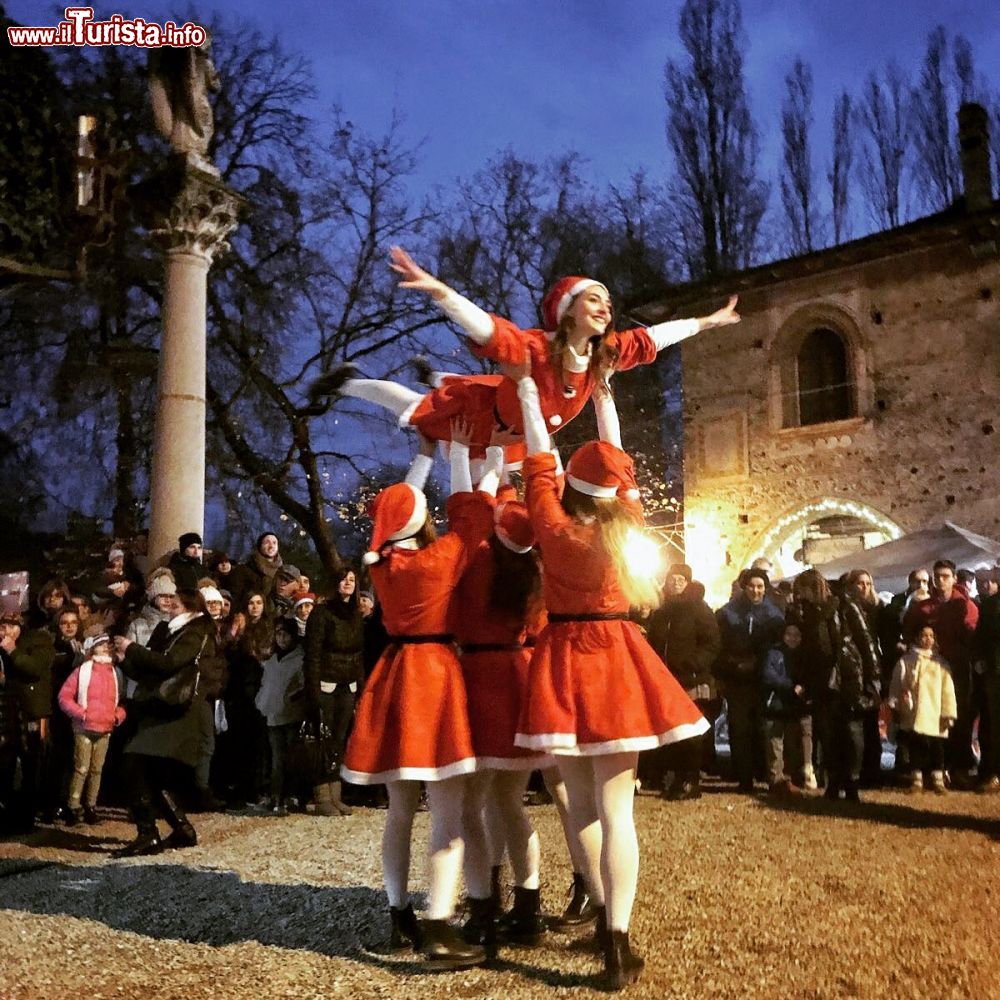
[898,730,945,775]
[121,752,194,833]
[17,722,48,824]
[318,686,356,780]
[947,661,976,772]
[726,684,766,788]
[817,701,864,791]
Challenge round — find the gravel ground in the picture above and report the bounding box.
[1,782,998,999]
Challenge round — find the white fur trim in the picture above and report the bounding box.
[624,488,640,500]
[565,472,618,498]
[362,551,380,566]
[504,460,524,472]
[397,396,422,429]
[495,524,533,554]
[387,484,427,541]
[556,278,607,325]
[548,414,562,427]
[514,717,710,756]
[340,757,477,785]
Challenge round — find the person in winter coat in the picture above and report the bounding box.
[5,620,56,828]
[903,559,979,784]
[0,615,25,832]
[125,570,178,651]
[311,246,739,467]
[114,589,218,856]
[786,570,839,790]
[341,417,495,971]
[303,568,364,817]
[255,619,306,815]
[166,533,205,593]
[761,624,812,796]
[47,607,85,820]
[644,564,721,799]
[889,625,957,793]
[823,570,882,802]
[974,569,1000,792]
[228,532,284,609]
[26,579,73,631]
[715,569,785,793]
[57,635,126,824]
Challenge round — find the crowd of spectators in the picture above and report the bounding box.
[0,530,389,836]
[640,556,1000,801]
[2,530,998,839]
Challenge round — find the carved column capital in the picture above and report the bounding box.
[150,163,241,264]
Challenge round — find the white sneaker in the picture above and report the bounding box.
[803,766,818,791]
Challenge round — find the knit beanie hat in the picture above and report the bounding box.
[668,563,693,582]
[256,532,279,554]
[146,568,177,600]
[178,532,202,551]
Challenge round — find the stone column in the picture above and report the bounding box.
[147,162,239,565]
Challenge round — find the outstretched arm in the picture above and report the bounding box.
[404,433,436,490]
[390,246,494,345]
[644,295,741,351]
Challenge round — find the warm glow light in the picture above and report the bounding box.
[624,528,665,582]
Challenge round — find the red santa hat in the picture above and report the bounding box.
[294,592,317,609]
[494,501,534,553]
[363,483,428,565]
[542,276,610,331]
[565,441,635,499]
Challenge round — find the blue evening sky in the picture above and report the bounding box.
[10,1,1000,197]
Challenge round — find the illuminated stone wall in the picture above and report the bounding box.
[666,235,1000,607]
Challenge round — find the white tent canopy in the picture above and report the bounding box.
[811,521,1000,595]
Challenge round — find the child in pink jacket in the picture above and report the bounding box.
[58,634,126,824]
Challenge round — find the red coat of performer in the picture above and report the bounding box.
[514,441,710,756]
[453,490,552,771]
[341,484,494,785]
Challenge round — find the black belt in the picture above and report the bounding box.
[387,633,455,645]
[548,613,631,623]
[461,642,527,654]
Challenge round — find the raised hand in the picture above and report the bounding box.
[389,246,448,300]
[450,415,474,447]
[489,426,523,447]
[701,295,740,330]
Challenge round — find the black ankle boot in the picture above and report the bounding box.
[462,896,498,958]
[602,928,644,990]
[548,872,597,930]
[114,827,163,858]
[588,904,610,953]
[162,821,198,849]
[421,918,486,970]
[389,903,423,954]
[497,886,547,945]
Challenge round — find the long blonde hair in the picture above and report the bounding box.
[562,486,661,611]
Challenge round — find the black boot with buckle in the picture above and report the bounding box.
[388,902,423,954]
[497,886,547,946]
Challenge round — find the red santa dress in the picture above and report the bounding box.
[341,491,495,784]
[454,533,552,771]
[401,319,659,461]
[514,453,709,755]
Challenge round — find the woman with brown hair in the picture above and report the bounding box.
[303,565,364,817]
[309,246,739,466]
[507,359,708,990]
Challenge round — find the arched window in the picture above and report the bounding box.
[796,327,852,425]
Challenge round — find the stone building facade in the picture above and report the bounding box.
[631,107,1000,606]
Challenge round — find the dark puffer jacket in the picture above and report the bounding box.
[714,594,786,686]
[303,601,364,713]
[645,581,720,691]
[786,596,840,704]
[836,593,882,714]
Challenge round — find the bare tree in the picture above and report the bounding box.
[855,61,911,229]
[828,91,853,245]
[780,58,820,254]
[663,0,769,278]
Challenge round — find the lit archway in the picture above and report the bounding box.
[742,497,903,582]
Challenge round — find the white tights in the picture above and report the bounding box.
[543,765,588,876]
[556,752,639,932]
[341,378,423,422]
[463,770,539,898]
[383,776,467,920]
